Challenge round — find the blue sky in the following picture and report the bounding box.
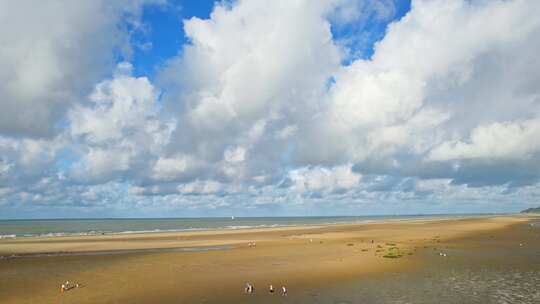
[1,0,540,218]
[131,1,214,78]
[130,1,412,77]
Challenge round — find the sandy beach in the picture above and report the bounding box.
[1,215,539,303]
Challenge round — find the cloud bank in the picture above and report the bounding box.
[1,0,540,217]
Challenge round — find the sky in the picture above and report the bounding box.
[1,0,540,219]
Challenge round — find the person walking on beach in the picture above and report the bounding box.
[281,285,287,296]
[269,284,275,294]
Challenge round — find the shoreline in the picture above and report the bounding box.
[0,214,524,257]
[0,213,513,240]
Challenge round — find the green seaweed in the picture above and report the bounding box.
[383,246,402,259]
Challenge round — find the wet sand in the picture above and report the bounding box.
[0,216,537,303]
[304,215,540,303]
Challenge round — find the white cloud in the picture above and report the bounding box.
[78,148,131,180]
[2,0,540,215]
[68,63,174,182]
[160,0,343,168]
[178,180,224,195]
[415,178,451,193]
[429,119,540,161]
[0,136,62,182]
[0,1,158,137]
[300,0,540,166]
[70,63,163,143]
[85,0,540,209]
[224,146,246,163]
[0,160,13,178]
[151,155,193,181]
[288,165,361,194]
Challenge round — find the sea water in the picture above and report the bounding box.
[0,214,497,238]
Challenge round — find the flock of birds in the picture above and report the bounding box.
[245,283,287,296]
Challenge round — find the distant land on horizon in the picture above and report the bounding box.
[521,206,540,213]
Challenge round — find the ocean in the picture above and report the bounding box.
[0,214,495,238]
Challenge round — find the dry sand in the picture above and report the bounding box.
[0,216,535,303]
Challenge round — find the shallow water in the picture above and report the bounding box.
[0,214,494,238]
[1,244,235,259]
[304,266,540,304]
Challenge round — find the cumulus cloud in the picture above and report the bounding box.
[160,0,343,171]
[0,1,161,137]
[68,62,174,183]
[0,137,63,186]
[302,0,539,160]
[287,165,361,195]
[178,180,224,195]
[429,119,540,161]
[151,156,189,181]
[2,0,540,216]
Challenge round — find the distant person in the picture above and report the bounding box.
[269,284,275,294]
[281,285,287,296]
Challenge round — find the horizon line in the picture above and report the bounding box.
[0,212,513,221]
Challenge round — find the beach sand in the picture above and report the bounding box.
[1,216,538,303]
